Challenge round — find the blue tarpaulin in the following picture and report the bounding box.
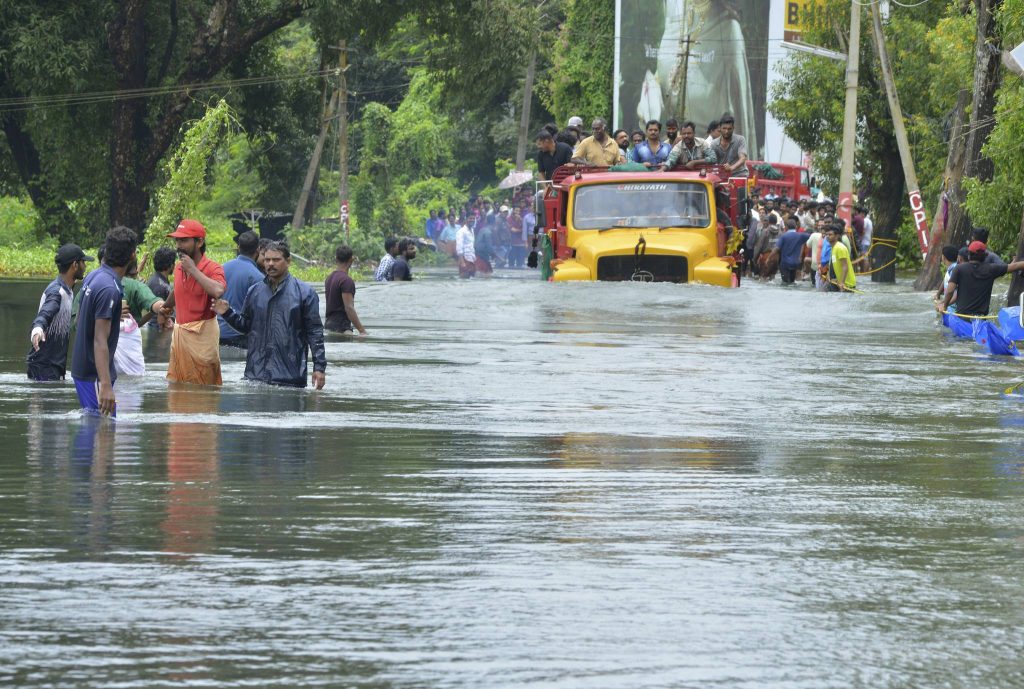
[942,311,1021,357]
[943,311,974,339]
[972,320,1020,356]
[998,306,1024,340]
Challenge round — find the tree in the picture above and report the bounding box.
[963,0,1024,304]
[541,0,614,125]
[0,1,418,244]
[769,0,958,281]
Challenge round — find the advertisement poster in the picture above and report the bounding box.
[615,0,770,161]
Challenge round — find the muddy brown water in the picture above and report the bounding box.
[2,272,1024,688]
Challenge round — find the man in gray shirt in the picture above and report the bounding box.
[710,114,748,177]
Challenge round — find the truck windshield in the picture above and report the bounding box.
[572,182,710,230]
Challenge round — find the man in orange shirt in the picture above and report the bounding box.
[160,219,226,385]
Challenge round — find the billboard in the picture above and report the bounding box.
[615,0,770,161]
[783,0,814,40]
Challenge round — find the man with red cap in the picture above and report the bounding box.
[939,240,1024,317]
[160,219,227,385]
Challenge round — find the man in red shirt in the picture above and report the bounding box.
[160,219,227,385]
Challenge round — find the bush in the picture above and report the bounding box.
[403,177,468,235]
[0,197,43,246]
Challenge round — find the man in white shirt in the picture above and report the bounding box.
[455,223,476,279]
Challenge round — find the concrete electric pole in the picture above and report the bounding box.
[836,0,861,229]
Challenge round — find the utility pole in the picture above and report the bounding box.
[337,41,350,242]
[869,1,927,258]
[679,33,692,119]
[292,88,339,231]
[514,46,537,171]
[836,0,861,229]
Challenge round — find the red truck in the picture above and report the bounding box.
[745,161,812,201]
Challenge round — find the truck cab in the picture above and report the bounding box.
[539,165,750,287]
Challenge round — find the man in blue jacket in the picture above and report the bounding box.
[212,242,326,389]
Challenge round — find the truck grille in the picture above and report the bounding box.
[596,255,688,283]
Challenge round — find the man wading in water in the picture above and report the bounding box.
[213,242,326,389]
[938,241,1024,317]
[27,244,93,381]
[160,219,226,385]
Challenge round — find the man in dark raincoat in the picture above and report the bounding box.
[212,242,326,389]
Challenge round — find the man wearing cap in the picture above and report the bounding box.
[27,244,94,381]
[564,116,585,145]
[160,218,227,385]
[940,242,1024,317]
[571,118,625,167]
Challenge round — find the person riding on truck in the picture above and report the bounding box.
[660,121,717,171]
[571,118,625,167]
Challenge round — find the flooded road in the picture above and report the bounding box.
[2,272,1024,687]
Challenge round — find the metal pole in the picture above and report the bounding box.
[869,1,928,257]
[837,0,861,228]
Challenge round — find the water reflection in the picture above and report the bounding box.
[162,384,221,556]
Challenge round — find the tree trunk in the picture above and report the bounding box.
[913,89,970,291]
[943,0,1003,251]
[107,0,151,234]
[105,0,305,241]
[870,144,903,283]
[514,46,537,171]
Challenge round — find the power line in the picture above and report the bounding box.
[0,69,338,114]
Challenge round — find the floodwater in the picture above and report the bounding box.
[2,271,1024,688]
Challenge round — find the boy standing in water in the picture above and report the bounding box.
[27,244,93,381]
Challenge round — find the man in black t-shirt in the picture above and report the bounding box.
[535,129,573,181]
[940,241,1024,316]
[324,245,367,335]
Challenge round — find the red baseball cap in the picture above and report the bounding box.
[968,240,987,253]
[168,218,206,238]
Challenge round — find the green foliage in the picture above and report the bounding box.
[0,244,63,278]
[350,102,395,231]
[376,193,409,236]
[195,134,264,218]
[403,177,468,234]
[542,0,614,125]
[390,71,456,180]
[0,197,43,245]
[963,0,1024,254]
[144,100,237,251]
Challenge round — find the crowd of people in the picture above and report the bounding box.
[25,219,373,416]
[738,197,873,293]
[409,113,754,280]
[419,190,538,278]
